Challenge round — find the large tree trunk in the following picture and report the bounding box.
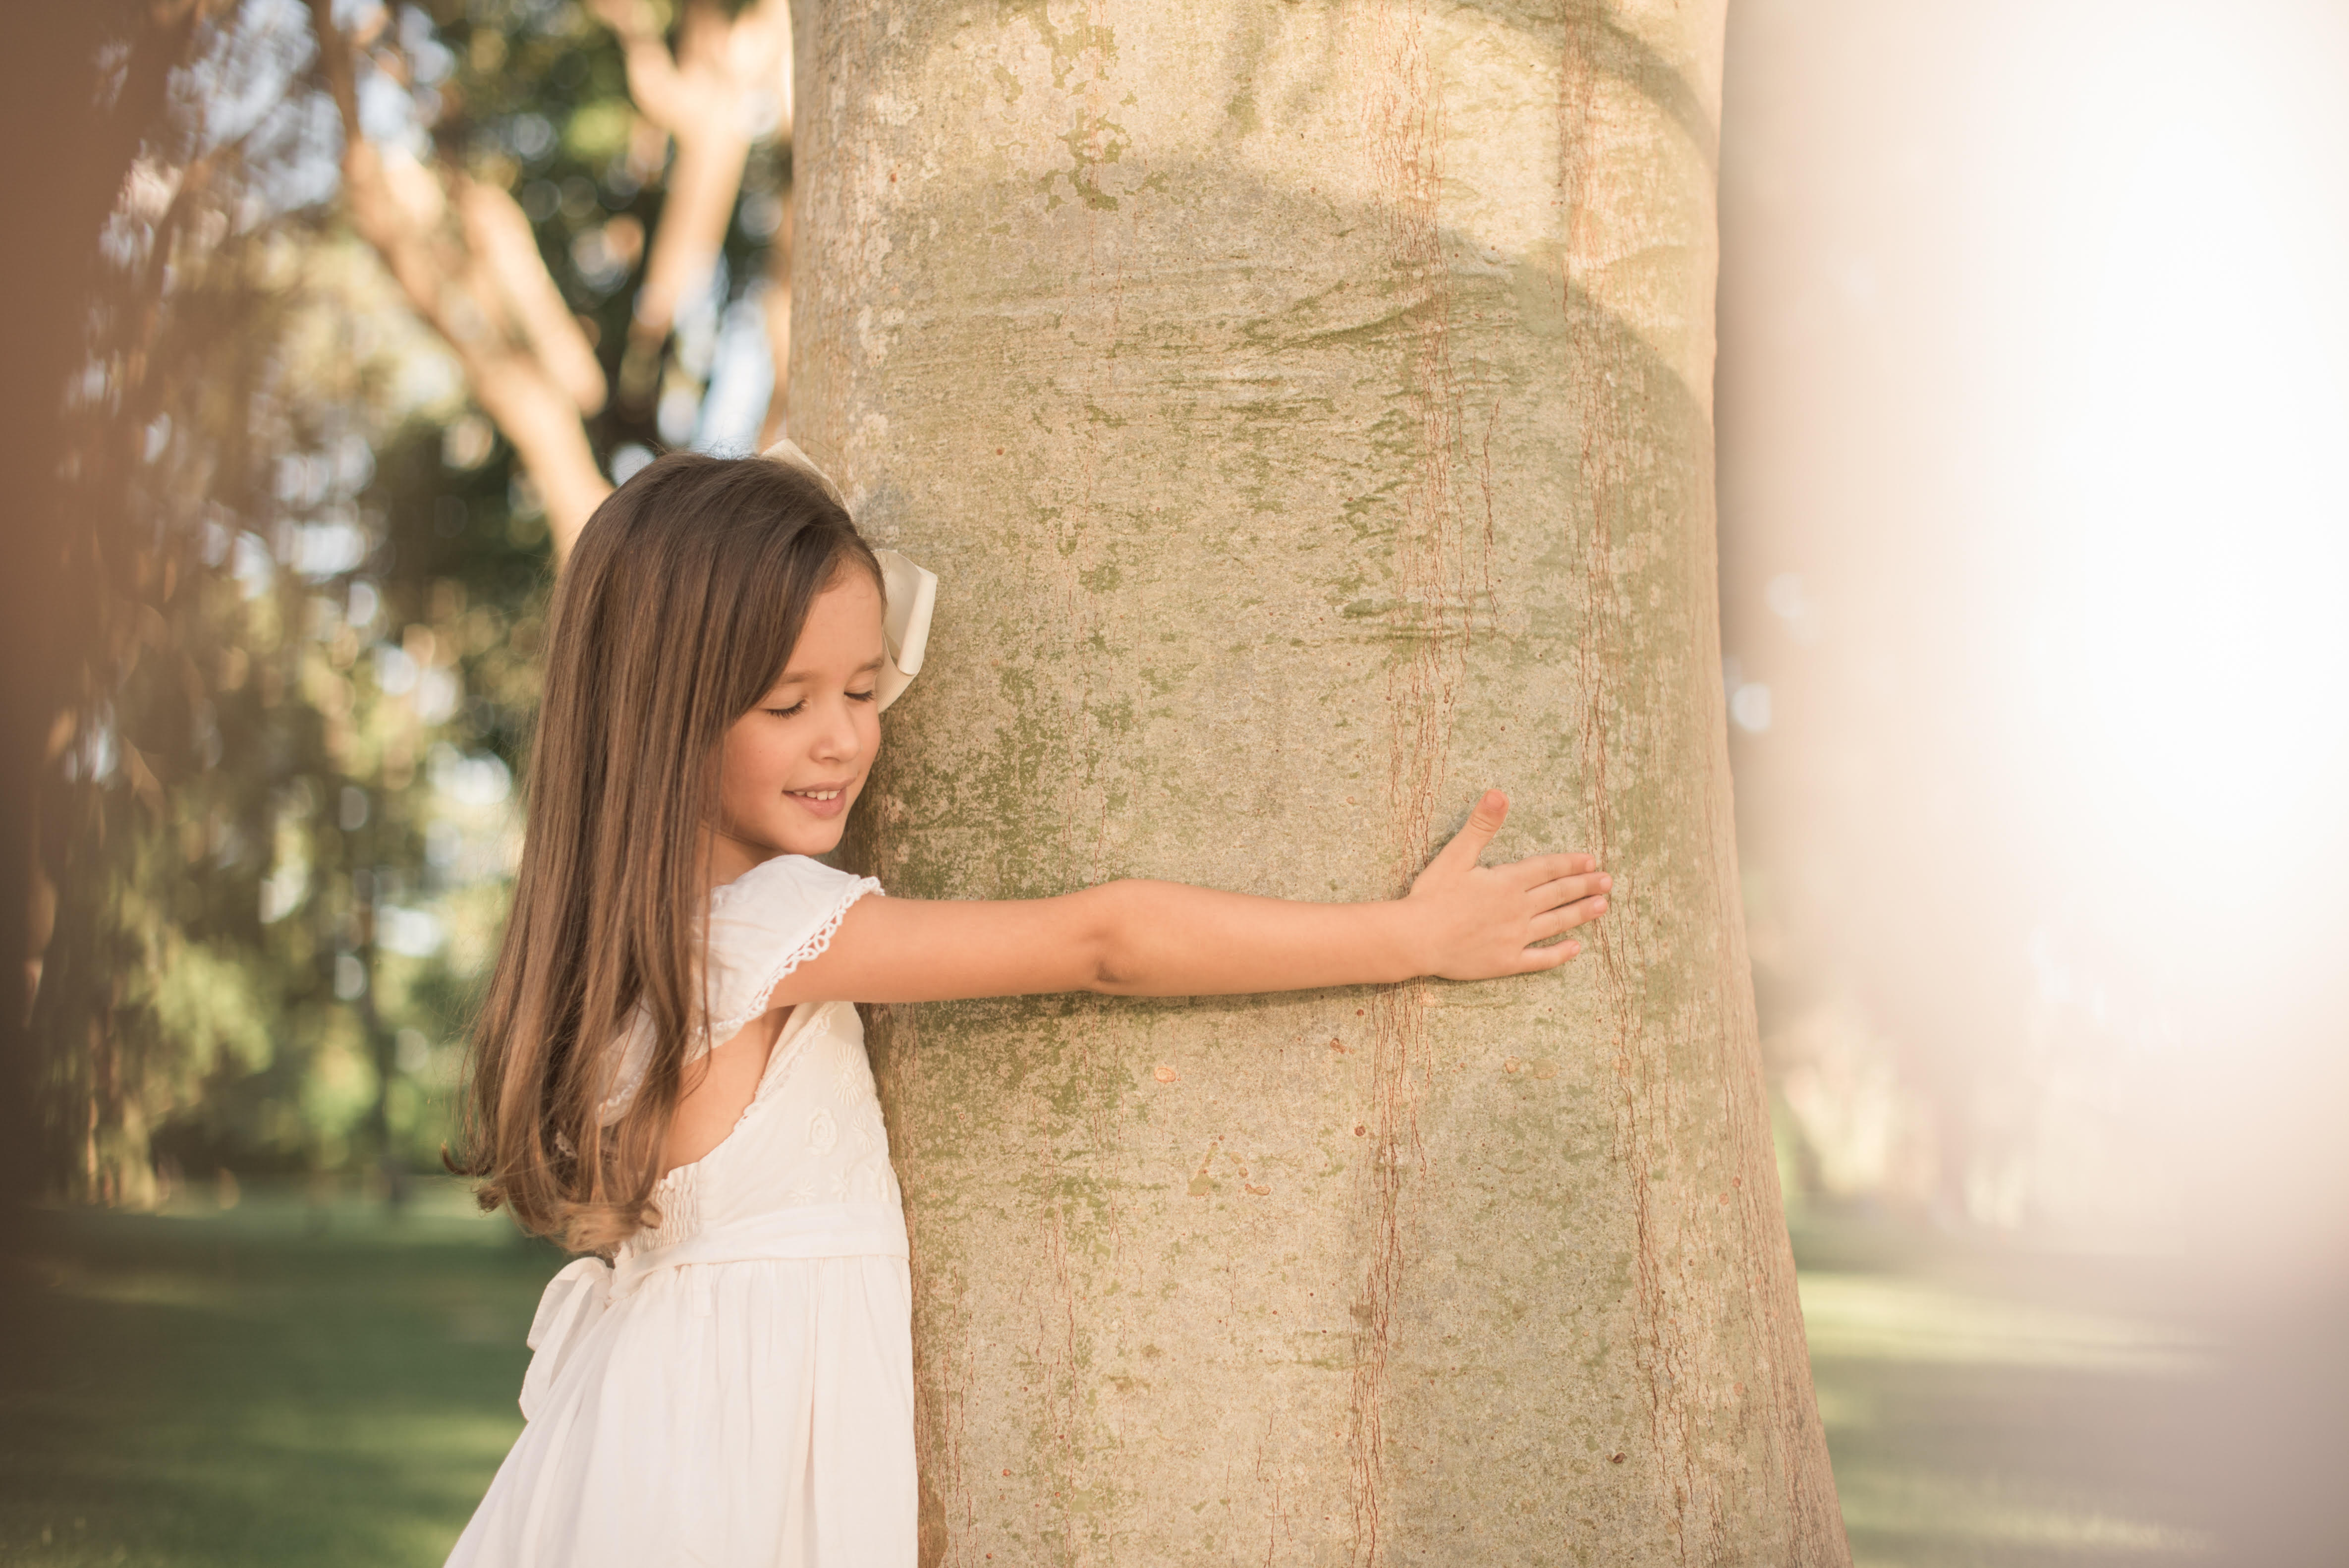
[792,3,1844,1563]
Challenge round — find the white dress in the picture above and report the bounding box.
[445,857,915,1567]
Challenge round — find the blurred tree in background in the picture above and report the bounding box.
[28,0,794,1207]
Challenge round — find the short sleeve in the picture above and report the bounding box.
[701,855,884,1043]
[596,856,882,1124]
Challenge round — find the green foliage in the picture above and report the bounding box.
[37,0,792,1203]
[142,937,277,1082]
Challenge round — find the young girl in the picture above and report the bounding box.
[443,447,1612,1567]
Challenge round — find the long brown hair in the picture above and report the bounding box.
[448,451,879,1250]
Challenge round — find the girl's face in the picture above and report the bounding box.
[710,568,886,877]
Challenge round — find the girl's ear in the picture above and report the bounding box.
[873,551,937,713]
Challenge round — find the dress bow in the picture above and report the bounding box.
[518,1255,613,1421]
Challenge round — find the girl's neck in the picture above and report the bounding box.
[700,830,781,894]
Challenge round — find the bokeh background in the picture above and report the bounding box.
[3,1,2345,1564]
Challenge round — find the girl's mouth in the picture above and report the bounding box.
[786,785,851,818]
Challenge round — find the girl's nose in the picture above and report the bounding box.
[809,699,862,763]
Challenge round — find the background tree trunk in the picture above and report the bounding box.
[793,3,1845,1563]
[1,1,196,1233]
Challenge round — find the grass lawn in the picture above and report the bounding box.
[0,1183,559,1567]
[0,1184,2218,1565]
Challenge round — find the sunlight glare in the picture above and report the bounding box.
[2026,18,2349,880]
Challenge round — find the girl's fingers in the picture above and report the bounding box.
[1521,938,1582,970]
[1529,895,1608,940]
[1511,851,1596,886]
[1528,871,1610,910]
[1433,790,1510,873]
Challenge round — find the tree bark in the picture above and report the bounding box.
[793,3,1845,1564]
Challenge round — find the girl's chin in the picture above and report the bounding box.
[768,815,849,858]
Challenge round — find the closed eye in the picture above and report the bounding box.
[764,689,877,717]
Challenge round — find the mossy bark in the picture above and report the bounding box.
[792,3,1845,1563]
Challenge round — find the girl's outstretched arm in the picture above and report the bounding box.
[772,791,1610,1006]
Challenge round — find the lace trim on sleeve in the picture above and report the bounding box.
[594,870,881,1126]
[702,876,881,1046]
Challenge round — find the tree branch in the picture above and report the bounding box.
[305,0,612,559]
[456,179,607,416]
[592,0,790,396]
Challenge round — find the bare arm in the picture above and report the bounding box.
[769,790,1611,1007]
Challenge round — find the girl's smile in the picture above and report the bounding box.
[783,783,854,817]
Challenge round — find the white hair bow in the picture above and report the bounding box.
[761,438,937,713]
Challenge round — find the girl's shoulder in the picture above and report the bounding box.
[703,856,884,1043]
[599,857,881,1125]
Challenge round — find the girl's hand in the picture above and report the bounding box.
[1402,790,1610,979]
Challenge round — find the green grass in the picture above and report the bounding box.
[0,1182,560,1567]
[0,1188,2218,1565]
